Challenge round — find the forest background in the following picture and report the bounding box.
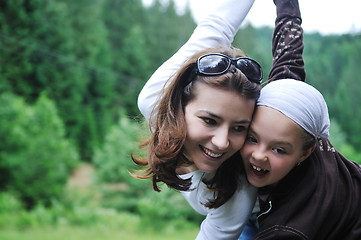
[0,0,360,239]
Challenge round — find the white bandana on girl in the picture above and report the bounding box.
[257,79,330,139]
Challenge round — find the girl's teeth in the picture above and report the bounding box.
[252,165,264,172]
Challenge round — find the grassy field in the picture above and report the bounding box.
[0,205,199,240]
[0,226,198,240]
[0,165,201,240]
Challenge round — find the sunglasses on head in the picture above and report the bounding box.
[186,53,263,85]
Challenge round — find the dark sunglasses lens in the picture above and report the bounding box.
[198,55,229,74]
[236,59,262,81]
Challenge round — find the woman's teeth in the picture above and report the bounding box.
[202,147,223,158]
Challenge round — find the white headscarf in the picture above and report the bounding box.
[257,79,330,139]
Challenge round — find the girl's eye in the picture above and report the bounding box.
[273,148,286,155]
[246,135,257,143]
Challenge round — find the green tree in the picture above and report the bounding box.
[93,111,144,184]
[0,0,117,161]
[61,0,116,160]
[329,119,361,164]
[235,24,273,75]
[0,93,80,209]
[102,0,147,116]
[103,0,196,116]
[93,110,151,211]
[143,0,195,72]
[305,33,361,150]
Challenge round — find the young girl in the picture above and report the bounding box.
[133,0,262,238]
[242,79,361,239]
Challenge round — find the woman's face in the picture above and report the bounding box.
[184,82,255,173]
[241,106,311,187]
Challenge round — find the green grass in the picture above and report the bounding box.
[0,207,199,240]
[0,226,198,240]
[0,179,201,240]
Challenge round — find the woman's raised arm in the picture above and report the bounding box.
[137,0,255,121]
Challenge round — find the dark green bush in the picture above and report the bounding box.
[330,119,361,164]
[0,92,80,208]
[137,189,203,229]
[93,110,145,183]
[93,110,152,212]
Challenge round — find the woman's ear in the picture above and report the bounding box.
[298,144,316,164]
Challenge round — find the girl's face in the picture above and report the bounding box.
[183,82,255,173]
[241,106,312,187]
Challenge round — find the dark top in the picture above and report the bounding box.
[256,139,361,239]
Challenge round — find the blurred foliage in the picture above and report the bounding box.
[303,33,361,151]
[137,189,203,228]
[329,119,361,163]
[0,0,196,161]
[0,187,200,239]
[0,0,360,230]
[92,111,152,212]
[0,93,80,209]
[0,0,360,162]
[93,110,145,183]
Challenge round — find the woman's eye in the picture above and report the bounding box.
[233,125,246,132]
[201,117,216,125]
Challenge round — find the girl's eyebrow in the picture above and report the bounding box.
[249,126,293,148]
[197,110,251,124]
[272,141,293,148]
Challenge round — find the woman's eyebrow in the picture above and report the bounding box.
[197,110,221,119]
[198,110,251,124]
[235,120,251,124]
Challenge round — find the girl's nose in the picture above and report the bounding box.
[251,146,268,162]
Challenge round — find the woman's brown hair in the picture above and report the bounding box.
[132,46,261,208]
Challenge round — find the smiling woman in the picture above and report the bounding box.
[133,44,261,203]
[132,0,262,239]
[182,82,255,174]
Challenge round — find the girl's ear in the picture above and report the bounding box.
[299,144,316,164]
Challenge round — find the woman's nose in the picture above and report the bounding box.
[211,128,230,150]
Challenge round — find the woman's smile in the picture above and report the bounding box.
[200,145,225,159]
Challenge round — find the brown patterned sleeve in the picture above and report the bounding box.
[268,0,305,82]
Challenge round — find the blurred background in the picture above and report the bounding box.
[0,0,360,239]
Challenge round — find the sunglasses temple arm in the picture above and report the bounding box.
[184,68,197,87]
